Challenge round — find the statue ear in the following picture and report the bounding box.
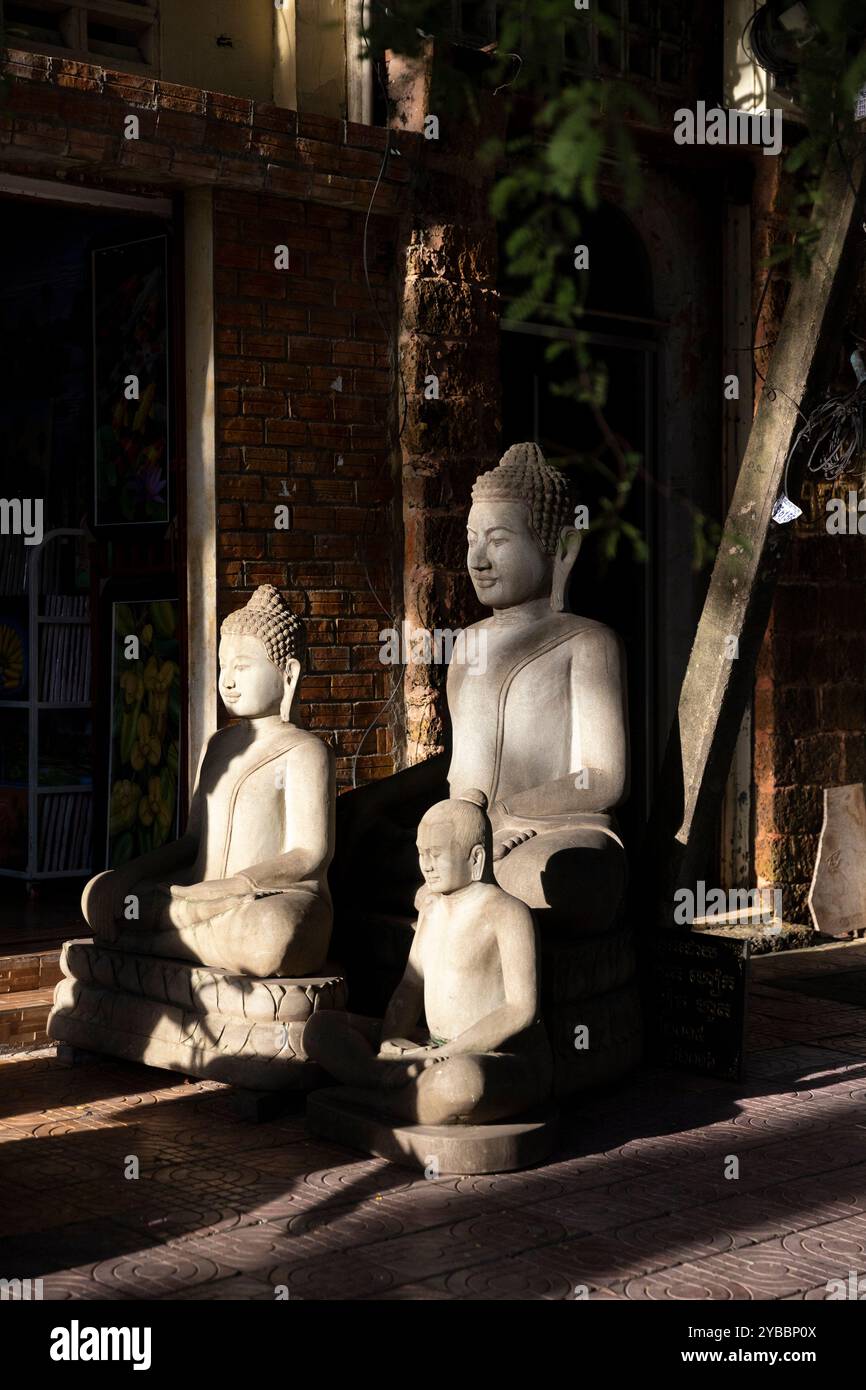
[280,657,301,722]
[470,843,485,882]
[551,528,583,613]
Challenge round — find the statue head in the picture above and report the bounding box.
[468,443,582,612]
[219,585,305,722]
[417,789,492,894]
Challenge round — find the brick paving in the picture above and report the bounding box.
[1,942,865,1301]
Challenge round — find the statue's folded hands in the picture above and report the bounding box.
[166,876,253,902]
[377,1036,422,1057]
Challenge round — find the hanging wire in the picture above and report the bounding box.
[786,352,866,483]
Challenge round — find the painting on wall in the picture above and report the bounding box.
[0,608,28,702]
[106,597,181,869]
[93,235,170,528]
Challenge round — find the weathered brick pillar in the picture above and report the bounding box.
[390,54,504,766]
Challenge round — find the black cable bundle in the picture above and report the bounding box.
[790,349,866,482]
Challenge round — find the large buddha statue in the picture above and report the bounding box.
[81,585,336,979]
[339,442,629,941]
[450,442,629,930]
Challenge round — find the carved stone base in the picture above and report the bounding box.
[541,927,638,1003]
[48,938,347,1092]
[548,982,643,1098]
[55,1043,102,1067]
[307,1088,559,1175]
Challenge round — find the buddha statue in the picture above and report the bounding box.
[449,441,629,932]
[81,585,336,979]
[337,442,629,942]
[305,790,553,1126]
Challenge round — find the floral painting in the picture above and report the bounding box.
[107,598,181,868]
[93,236,169,527]
[0,610,27,700]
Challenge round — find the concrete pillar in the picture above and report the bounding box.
[184,187,218,791]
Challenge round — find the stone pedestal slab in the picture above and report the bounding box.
[48,939,347,1091]
[307,1088,558,1175]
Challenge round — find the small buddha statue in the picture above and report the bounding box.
[450,442,629,931]
[81,585,335,978]
[304,790,553,1125]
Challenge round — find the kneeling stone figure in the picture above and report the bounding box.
[304,789,553,1131]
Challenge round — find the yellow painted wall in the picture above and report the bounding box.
[296,0,347,118]
[274,0,298,111]
[159,0,349,115]
[160,0,274,101]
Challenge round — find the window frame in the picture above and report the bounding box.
[0,0,159,75]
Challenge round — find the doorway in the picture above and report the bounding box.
[0,190,186,942]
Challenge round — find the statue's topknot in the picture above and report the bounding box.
[221,585,305,672]
[471,442,575,555]
[421,792,493,863]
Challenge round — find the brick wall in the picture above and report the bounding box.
[213,188,402,785]
[0,48,504,787]
[755,510,866,924]
[752,163,866,924]
[0,48,422,788]
[392,79,505,766]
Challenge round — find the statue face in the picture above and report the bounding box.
[467,500,552,610]
[218,634,284,718]
[417,818,474,895]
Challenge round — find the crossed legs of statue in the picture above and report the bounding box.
[494,821,627,933]
[83,870,331,978]
[303,1011,549,1126]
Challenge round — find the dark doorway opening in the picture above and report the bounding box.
[0,194,185,945]
[498,203,658,858]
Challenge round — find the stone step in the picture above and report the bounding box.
[0,986,55,1051]
[0,948,63,995]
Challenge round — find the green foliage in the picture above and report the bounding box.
[769,0,866,276]
[364,0,861,574]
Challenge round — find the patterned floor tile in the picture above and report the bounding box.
[617,1242,841,1300]
[436,1250,581,1300]
[780,1214,866,1274]
[266,1249,398,1300]
[361,1280,457,1300]
[1,973,866,1302]
[745,1046,866,1080]
[89,1245,224,1298]
[165,1274,278,1300]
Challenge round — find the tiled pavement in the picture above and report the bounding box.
[2,942,866,1300]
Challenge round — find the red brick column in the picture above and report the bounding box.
[212,188,401,785]
[394,104,504,765]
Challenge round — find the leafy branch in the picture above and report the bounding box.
[362,0,864,571]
